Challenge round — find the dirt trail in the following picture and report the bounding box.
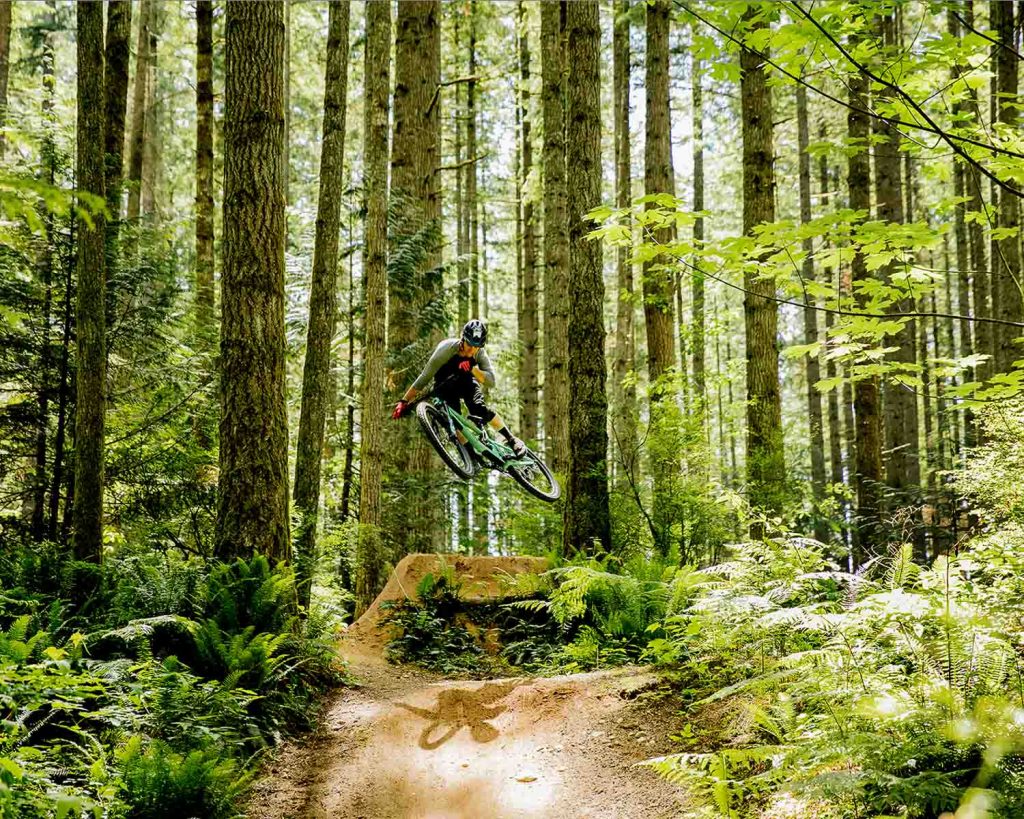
[247,555,686,818]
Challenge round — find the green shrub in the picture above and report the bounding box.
[646,534,1024,818]
[117,736,250,819]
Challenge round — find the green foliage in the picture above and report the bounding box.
[384,568,568,675]
[645,529,1024,817]
[958,400,1024,523]
[384,572,489,675]
[0,548,345,818]
[386,556,683,676]
[117,736,250,819]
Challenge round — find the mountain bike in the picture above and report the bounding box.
[412,387,560,503]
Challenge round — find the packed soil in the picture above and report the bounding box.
[247,555,687,819]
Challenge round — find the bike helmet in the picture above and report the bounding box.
[461,319,488,347]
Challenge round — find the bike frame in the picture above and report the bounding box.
[429,397,523,468]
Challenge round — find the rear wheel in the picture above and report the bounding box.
[416,401,474,479]
[507,450,561,502]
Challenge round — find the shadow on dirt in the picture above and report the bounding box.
[396,681,521,750]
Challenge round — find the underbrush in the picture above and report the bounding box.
[383,555,673,677]
[644,533,1024,819]
[0,543,346,818]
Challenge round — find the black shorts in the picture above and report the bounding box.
[434,375,495,424]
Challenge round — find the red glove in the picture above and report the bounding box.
[458,359,473,373]
[391,400,409,420]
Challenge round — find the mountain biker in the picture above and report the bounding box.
[391,319,529,459]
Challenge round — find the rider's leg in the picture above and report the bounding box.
[465,383,527,457]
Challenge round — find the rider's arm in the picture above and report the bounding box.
[405,339,459,400]
[473,349,496,388]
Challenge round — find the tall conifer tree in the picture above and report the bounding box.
[563,0,610,555]
[216,0,290,563]
[294,1,350,610]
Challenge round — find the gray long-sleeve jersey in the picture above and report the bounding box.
[410,338,496,391]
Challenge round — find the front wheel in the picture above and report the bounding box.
[507,450,561,502]
[417,401,474,479]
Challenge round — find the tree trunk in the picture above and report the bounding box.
[104,1,132,224]
[283,0,290,207]
[32,23,57,542]
[714,294,728,484]
[952,158,974,449]
[517,1,539,445]
[992,0,1022,373]
[126,0,151,222]
[874,13,921,512]
[340,211,357,523]
[796,83,826,539]
[740,8,785,526]
[541,0,569,477]
[356,0,391,614]
[140,5,163,219]
[195,0,216,350]
[819,136,845,507]
[958,0,991,399]
[819,140,851,548]
[642,0,677,382]
[293,0,349,611]
[848,59,883,558]
[454,14,468,326]
[73,1,107,564]
[467,10,480,318]
[0,0,11,158]
[964,1,990,391]
[644,0,679,553]
[612,0,638,487]
[49,134,73,543]
[387,0,441,557]
[563,0,610,556]
[949,6,973,391]
[691,43,706,419]
[216,0,290,564]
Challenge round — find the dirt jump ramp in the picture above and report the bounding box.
[343,553,549,659]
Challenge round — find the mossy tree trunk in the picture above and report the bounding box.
[517,0,539,445]
[796,83,827,541]
[642,0,677,384]
[0,0,11,157]
[874,13,921,515]
[195,0,216,351]
[963,2,990,394]
[140,4,164,220]
[216,0,290,565]
[848,54,883,559]
[612,0,638,488]
[991,0,1022,373]
[563,0,610,556]
[356,0,391,615]
[740,8,786,529]
[104,1,131,225]
[643,0,679,553]
[293,0,350,611]
[387,0,441,557]
[540,0,569,477]
[126,0,151,223]
[72,1,107,564]
[691,42,706,426]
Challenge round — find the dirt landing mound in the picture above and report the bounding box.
[247,662,684,819]
[343,553,549,658]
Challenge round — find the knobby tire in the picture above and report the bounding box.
[507,450,561,502]
[416,401,475,480]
